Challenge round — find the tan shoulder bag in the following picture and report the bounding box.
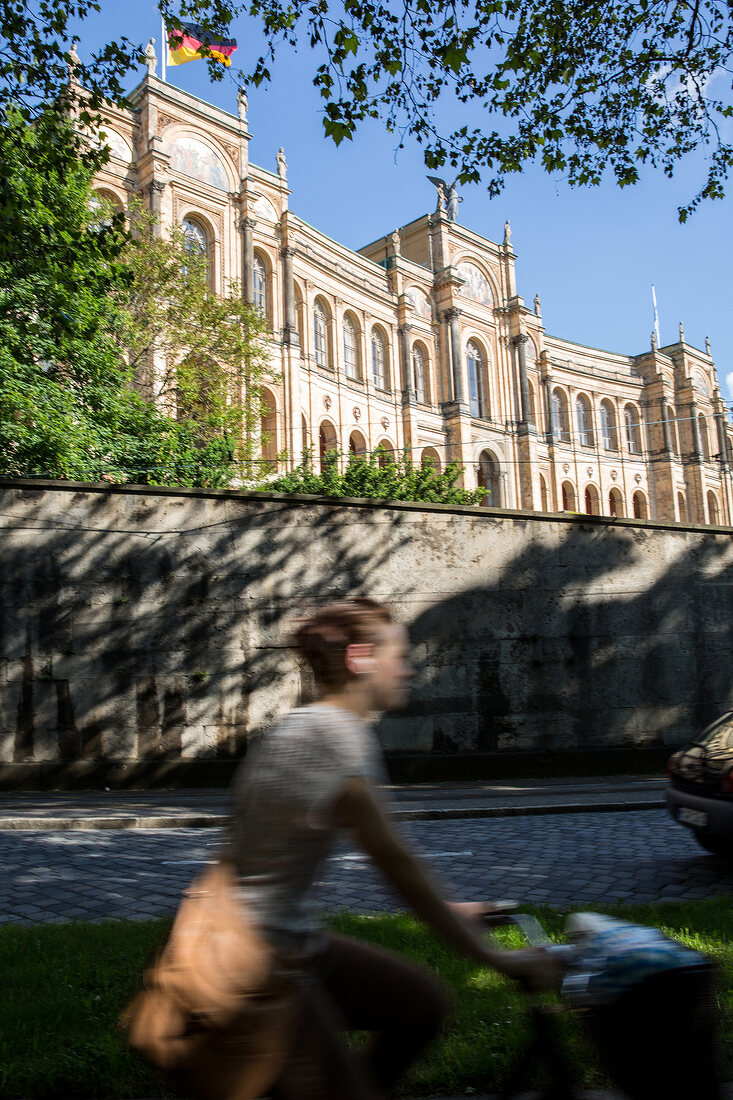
[120,860,296,1100]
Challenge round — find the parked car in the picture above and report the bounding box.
[666,710,733,856]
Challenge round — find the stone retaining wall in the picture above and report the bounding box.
[1,480,732,786]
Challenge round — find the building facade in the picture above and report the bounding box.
[93,67,733,525]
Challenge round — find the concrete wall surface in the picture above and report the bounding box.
[1,480,733,787]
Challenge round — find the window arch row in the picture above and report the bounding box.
[313,296,331,368]
[466,339,489,419]
[576,393,594,447]
[412,340,430,404]
[371,326,390,390]
[342,311,362,381]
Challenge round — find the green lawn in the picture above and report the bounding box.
[2,900,732,1098]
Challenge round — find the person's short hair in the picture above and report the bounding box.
[294,598,393,690]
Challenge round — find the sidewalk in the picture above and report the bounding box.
[0,775,666,829]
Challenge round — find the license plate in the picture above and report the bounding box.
[678,807,708,828]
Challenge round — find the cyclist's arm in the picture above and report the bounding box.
[333,776,551,986]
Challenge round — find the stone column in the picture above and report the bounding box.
[543,370,554,445]
[398,323,415,403]
[714,397,733,524]
[281,245,299,345]
[242,215,255,304]
[514,332,531,424]
[445,307,464,404]
[661,402,673,453]
[715,408,729,469]
[690,399,703,459]
[146,179,166,235]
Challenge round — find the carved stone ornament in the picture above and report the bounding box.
[323,395,332,410]
[381,416,389,430]
[587,466,594,478]
[562,463,570,474]
[611,469,618,481]
[353,407,361,421]
[221,141,240,167]
[634,473,643,484]
[157,111,179,133]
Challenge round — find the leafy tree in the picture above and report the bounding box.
[0,110,270,487]
[113,199,272,480]
[2,1,733,218]
[264,448,488,506]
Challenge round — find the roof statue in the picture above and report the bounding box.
[67,38,80,81]
[391,228,401,255]
[145,38,157,76]
[426,175,463,222]
[503,220,512,246]
[237,88,248,123]
[276,146,287,179]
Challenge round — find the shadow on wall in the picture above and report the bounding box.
[0,485,416,786]
[399,522,733,766]
[1,483,733,787]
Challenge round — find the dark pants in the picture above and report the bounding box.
[269,933,450,1100]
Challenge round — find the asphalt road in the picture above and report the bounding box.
[3,806,732,924]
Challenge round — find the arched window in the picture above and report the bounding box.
[421,447,441,472]
[376,439,395,466]
[318,420,338,471]
[698,414,710,460]
[528,380,537,426]
[260,388,278,473]
[634,491,649,520]
[552,390,570,443]
[349,430,367,458]
[371,328,388,390]
[477,450,501,506]
[677,491,687,522]
[294,284,305,346]
[624,405,641,454]
[584,484,599,515]
[600,400,617,451]
[413,344,429,403]
[301,413,309,462]
[561,481,576,511]
[708,490,720,525]
[182,217,208,256]
[666,404,679,456]
[253,254,267,316]
[89,190,121,231]
[576,395,593,447]
[182,217,210,281]
[539,473,549,512]
[343,314,360,381]
[313,300,329,368]
[609,488,624,518]
[467,341,486,419]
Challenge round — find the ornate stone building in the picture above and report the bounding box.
[93,64,733,525]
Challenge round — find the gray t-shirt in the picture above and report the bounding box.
[229,703,387,952]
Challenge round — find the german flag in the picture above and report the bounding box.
[167,21,238,67]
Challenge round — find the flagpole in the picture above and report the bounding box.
[161,13,167,80]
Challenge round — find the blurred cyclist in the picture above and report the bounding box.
[230,597,555,1099]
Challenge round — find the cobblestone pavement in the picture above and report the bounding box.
[2,808,733,923]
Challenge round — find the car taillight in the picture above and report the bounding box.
[722,769,733,795]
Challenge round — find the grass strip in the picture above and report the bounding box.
[2,898,732,1098]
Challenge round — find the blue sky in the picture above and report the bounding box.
[78,3,733,406]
